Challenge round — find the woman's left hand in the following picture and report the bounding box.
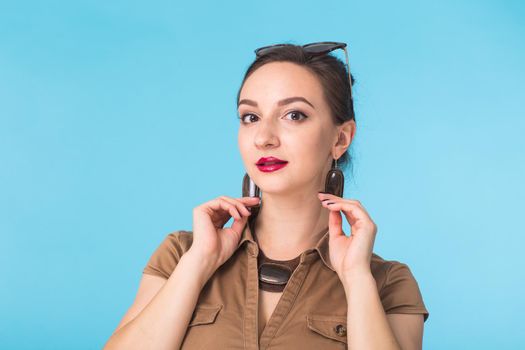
[318,192,378,282]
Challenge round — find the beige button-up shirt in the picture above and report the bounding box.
[142,220,429,349]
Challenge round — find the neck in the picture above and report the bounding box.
[253,188,330,261]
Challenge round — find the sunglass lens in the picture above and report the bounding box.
[255,44,292,56]
[305,43,334,54]
[303,42,346,55]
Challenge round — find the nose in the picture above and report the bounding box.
[254,118,280,149]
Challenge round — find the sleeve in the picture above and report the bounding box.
[380,261,430,322]
[142,231,193,279]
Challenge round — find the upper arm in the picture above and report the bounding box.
[112,273,168,334]
[386,313,424,350]
[112,231,191,334]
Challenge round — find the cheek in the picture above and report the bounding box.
[238,130,252,161]
[285,128,328,165]
[303,125,327,148]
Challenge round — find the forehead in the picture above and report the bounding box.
[239,62,325,109]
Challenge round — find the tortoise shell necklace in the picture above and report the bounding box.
[249,218,302,293]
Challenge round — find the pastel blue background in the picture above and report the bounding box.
[1,0,523,349]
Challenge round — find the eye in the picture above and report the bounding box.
[238,110,309,124]
[283,110,308,121]
[238,113,259,124]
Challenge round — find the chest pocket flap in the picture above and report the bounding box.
[188,304,223,327]
[306,314,348,344]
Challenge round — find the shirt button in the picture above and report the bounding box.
[334,324,346,337]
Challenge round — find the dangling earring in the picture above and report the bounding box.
[242,173,262,212]
[324,157,344,197]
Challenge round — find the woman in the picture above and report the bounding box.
[104,42,429,350]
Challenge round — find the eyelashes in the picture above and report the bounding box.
[238,110,309,124]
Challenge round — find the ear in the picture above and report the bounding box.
[332,119,356,158]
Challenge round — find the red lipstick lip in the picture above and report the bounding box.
[256,162,288,173]
[256,156,288,165]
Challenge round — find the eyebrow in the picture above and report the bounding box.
[237,96,316,110]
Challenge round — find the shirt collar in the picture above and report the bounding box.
[237,218,335,272]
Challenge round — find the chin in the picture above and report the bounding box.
[254,177,306,195]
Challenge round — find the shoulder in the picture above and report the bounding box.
[168,230,194,251]
[370,252,393,288]
[370,252,429,322]
[142,230,194,279]
[154,230,194,256]
[370,252,419,291]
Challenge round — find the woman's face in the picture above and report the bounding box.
[237,61,344,196]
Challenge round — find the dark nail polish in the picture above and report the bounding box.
[321,198,330,202]
[326,202,335,205]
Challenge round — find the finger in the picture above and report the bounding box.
[238,196,262,207]
[219,199,243,221]
[225,199,256,238]
[206,198,243,221]
[318,193,363,206]
[219,196,252,216]
[321,200,370,227]
[230,214,248,239]
[320,197,370,218]
[328,209,345,239]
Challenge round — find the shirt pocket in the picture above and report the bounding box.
[306,313,348,346]
[188,304,223,327]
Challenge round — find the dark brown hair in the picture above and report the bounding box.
[236,43,357,176]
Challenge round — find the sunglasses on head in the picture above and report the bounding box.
[254,41,353,98]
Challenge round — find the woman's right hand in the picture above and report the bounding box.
[187,195,261,275]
